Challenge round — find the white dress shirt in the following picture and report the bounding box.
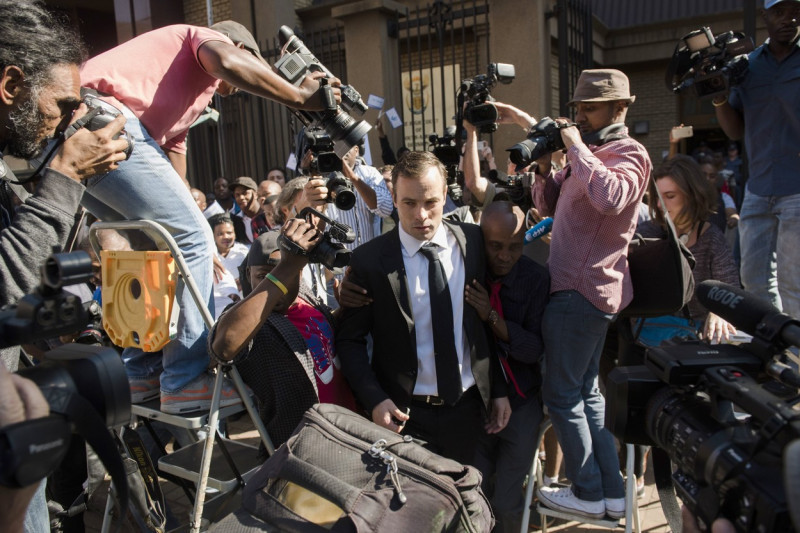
[398,222,474,396]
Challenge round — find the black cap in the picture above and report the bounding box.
[246,230,281,268]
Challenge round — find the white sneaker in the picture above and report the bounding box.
[537,486,605,519]
[605,497,625,519]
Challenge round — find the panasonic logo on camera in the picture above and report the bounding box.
[706,286,744,309]
[29,438,64,454]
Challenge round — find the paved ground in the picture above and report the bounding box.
[149,415,674,532]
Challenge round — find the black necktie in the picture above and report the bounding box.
[419,243,462,405]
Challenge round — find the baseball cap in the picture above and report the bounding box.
[246,230,281,268]
[210,20,264,60]
[765,0,800,8]
[229,176,258,192]
[568,69,636,105]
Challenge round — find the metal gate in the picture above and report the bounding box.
[553,0,593,116]
[186,25,346,194]
[397,0,490,152]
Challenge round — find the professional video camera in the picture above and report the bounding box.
[303,128,356,211]
[0,251,131,517]
[666,26,754,100]
[429,130,463,204]
[486,169,533,211]
[274,26,371,157]
[457,63,515,134]
[606,281,800,532]
[279,206,355,270]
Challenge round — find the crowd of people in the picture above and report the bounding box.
[1,0,798,532]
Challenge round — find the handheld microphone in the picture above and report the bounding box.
[696,280,800,349]
[524,217,553,243]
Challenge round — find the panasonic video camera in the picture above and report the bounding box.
[666,27,754,100]
[274,26,371,157]
[0,251,130,514]
[606,281,800,532]
[457,63,515,134]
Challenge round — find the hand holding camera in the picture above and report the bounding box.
[49,101,132,181]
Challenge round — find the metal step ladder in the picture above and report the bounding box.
[90,220,274,533]
[520,419,641,533]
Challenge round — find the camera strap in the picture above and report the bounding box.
[652,447,683,531]
[48,390,130,530]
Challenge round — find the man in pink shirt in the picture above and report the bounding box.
[491,69,651,520]
[79,21,337,414]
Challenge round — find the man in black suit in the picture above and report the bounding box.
[337,151,510,465]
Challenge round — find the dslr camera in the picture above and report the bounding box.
[0,251,131,514]
[274,26,371,157]
[64,92,134,159]
[279,207,355,270]
[303,128,356,211]
[606,281,800,532]
[458,63,515,134]
[429,130,463,204]
[507,117,565,170]
[666,27,754,100]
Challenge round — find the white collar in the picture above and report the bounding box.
[398,221,449,257]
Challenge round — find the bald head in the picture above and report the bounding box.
[190,188,207,211]
[480,201,526,277]
[258,180,282,200]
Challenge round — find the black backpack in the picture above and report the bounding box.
[211,404,494,532]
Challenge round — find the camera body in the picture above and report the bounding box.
[75,93,134,159]
[459,63,515,134]
[279,207,355,270]
[275,26,371,157]
[487,169,533,211]
[667,27,754,100]
[606,340,799,532]
[304,128,356,211]
[0,252,130,497]
[428,131,463,204]
[507,117,565,170]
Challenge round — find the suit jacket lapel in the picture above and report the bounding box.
[445,220,476,283]
[380,229,415,336]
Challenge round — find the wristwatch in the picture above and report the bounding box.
[487,309,499,326]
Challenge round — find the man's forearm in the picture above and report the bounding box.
[463,131,488,205]
[211,262,300,359]
[713,99,745,140]
[0,169,84,306]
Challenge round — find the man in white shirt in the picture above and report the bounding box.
[337,151,510,466]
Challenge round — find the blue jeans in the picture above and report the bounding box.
[541,291,624,501]
[81,105,214,393]
[739,191,800,319]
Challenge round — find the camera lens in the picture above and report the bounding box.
[42,251,93,291]
[331,185,356,210]
[507,138,541,167]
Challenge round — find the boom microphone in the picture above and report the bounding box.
[696,280,800,349]
[524,217,553,243]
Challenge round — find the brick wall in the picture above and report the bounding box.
[183,0,231,26]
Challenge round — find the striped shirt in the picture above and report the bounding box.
[327,160,394,251]
[532,130,651,314]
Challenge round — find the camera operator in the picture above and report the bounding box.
[712,0,800,322]
[0,364,51,533]
[0,1,129,317]
[307,141,393,251]
[209,225,357,451]
[493,69,651,519]
[78,21,343,414]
